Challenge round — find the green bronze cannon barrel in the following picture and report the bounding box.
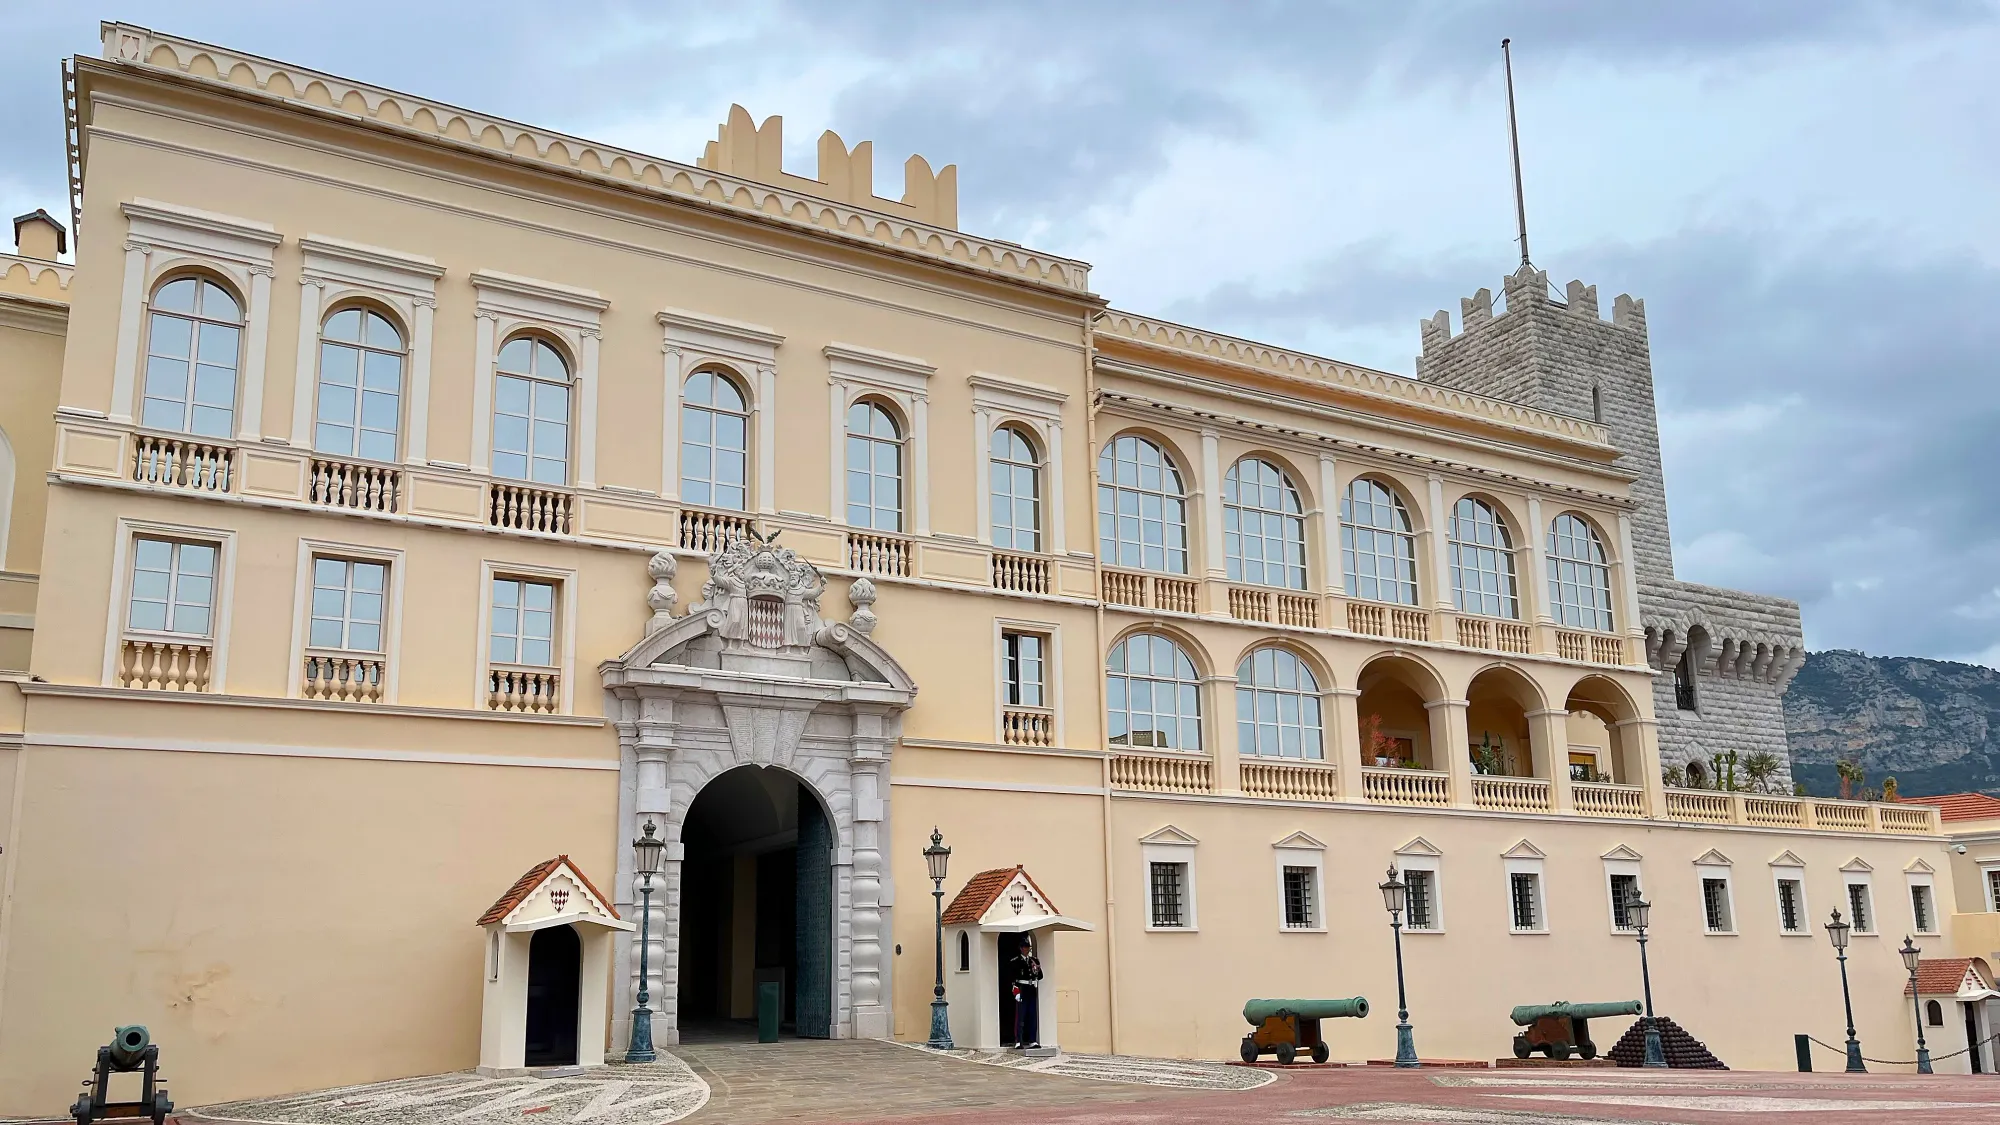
[108,1025,151,1069]
[1509,1000,1641,1026]
[1243,997,1369,1025]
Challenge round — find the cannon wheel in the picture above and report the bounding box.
[1276,1042,1297,1065]
[72,1094,91,1125]
[1578,1040,1597,1061]
[153,1091,173,1125]
[1512,1035,1531,1059]
[1240,1036,1259,1064]
[1311,1041,1330,1064]
[1549,1043,1573,1061]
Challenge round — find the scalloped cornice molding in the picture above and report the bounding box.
[95,23,1091,296]
[0,254,73,300]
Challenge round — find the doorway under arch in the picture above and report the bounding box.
[524,924,581,1066]
[677,764,835,1039]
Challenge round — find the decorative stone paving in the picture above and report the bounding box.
[903,1043,1271,1090]
[1491,1093,1975,1113]
[1291,1107,1653,1123]
[190,1060,708,1125]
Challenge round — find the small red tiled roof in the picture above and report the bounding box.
[940,865,1060,926]
[1906,958,1982,997]
[1898,792,2000,822]
[476,855,620,926]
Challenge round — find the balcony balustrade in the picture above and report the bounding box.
[1470,775,1552,813]
[1572,781,1646,818]
[1361,766,1450,807]
[133,433,233,494]
[1000,705,1054,747]
[1878,804,1937,834]
[488,481,572,535]
[845,530,910,577]
[1742,794,1806,828]
[1274,592,1318,629]
[1100,568,1197,614]
[1556,628,1625,665]
[1456,616,1533,654]
[309,458,399,513]
[300,651,386,703]
[488,664,560,713]
[991,551,1051,595]
[679,507,751,554]
[1228,586,1271,623]
[117,637,213,692]
[1108,751,1211,794]
[1240,759,1338,802]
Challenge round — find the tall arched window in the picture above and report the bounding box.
[990,425,1042,551]
[1340,478,1418,605]
[1224,458,1306,589]
[315,307,404,462]
[682,369,749,510]
[1547,513,1614,631]
[493,336,571,485]
[1236,647,1322,760]
[143,276,241,438]
[1449,497,1518,618]
[1097,435,1188,573]
[1107,633,1201,751]
[845,400,904,531]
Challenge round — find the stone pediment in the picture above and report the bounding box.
[1601,844,1644,862]
[1692,848,1732,867]
[1769,850,1807,868]
[1140,825,1198,846]
[1397,836,1443,857]
[1502,839,1546,860]
[1273,831,1326,851]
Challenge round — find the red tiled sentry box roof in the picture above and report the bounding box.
[1898,792,2000,822]
[1906,958,1984,997]
[940,866,1060,926]
[476,855,620,926]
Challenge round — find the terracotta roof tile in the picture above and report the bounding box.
[940,866,1061,926]
[1907,958,1978,996]
[476,855,620,926]
[1898,792,2000,822]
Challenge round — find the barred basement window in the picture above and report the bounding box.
[1149,861,1188,928]
[1702,877,1733,933]
[1911,884,1936,934]
[1405,869,1436,930]
[1777,878,1804,933]
[1847,882,1873,933]
[1282,866,1318,929]
[1509,872,1542,931]
[1610,873,1639,931]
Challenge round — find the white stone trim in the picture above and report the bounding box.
[469,271,606,481]
[1770,858,1810,937]
[475,559,578,714]
[285,538,407,703]
[293,235,443,461]
[826,343,934,532]
[1905,867,1940,936]
[1272,835,1327,933]
[101,516,239,693]
[1694,853,1738,936]
[970,374,1068,553]
[993,617,1064,746]
[1394,845,1445,933]
[1140,826,1199,932]
[1504,846,1549,934]
[1602,850,1643,935]
[658,308,783,509]
[1841,865,1878,935]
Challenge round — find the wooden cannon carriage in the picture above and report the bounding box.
[1509,1000,1642,1060]
[1239,997,1369,1064]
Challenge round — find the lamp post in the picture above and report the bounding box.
[924,827,954,1050]
[1378,865,1419,1068]
[626,820,666,1064]
[1825,909,1865,1073]
[1626,893,1667,1068]
[1901,936,1932,1075]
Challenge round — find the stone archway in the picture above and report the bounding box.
[602,538,916,1049]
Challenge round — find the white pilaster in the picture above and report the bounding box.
[470,312,497,475]
[238,266,273,442]
[1046,419,1067,554]
[1200,429,1224,577]
[577,329,601,489]
[1526,495,1553,625]
[1427,473,1452,611]
[972,407,992,543]
[406,299,435,465]
[912,395,931,536]
[756,363,777,514]
[1319,454,1341,593]
[660,345,683,499]
[289,278,325,446]
[1616,513,1643,643]
[829,382,847,523]
[110,244,150,423]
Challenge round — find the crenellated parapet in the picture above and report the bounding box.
[1416,266,1648,359]
[698,105,957,230]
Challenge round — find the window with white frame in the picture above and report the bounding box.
[127,537,218,638]
[1396,850,1443,931]
[489,576,557,667]
[1224,457,1306,589]
[990,425,1042,552]
[1235,646,1323,760]
[1001,630,1047,709]
[1547,513,1614,631]
[492,336,571,485]
[1341,477,1418,605]
[1700,871,1736,934]
[1097,434,1188,574]
[142,276,242,439]
[1448,496,1519,619]
[1609,872,1641,931]
[681,368,750,511]
[1506,846,1548,933]
[1106,633,1201,750]
[1909,874,1938,935]
[1274,836,1326,932]
[314,306,404,462]
[1141,828,1198,931]
[1985,866,2000,913]
[1775,870,1807,934]
[845,399,905,532]
[308,557,386,652]
[1282,866,1318,928]
[1845,875,1875,934]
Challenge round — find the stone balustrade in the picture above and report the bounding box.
[1240,759,1338,801]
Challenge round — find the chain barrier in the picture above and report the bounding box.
[1805,1029,2000,1067]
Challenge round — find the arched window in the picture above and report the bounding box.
[1449,497,1518,619]
[1340,478,1418,605]
[1097,435,1188,573]
[1236,647,1322,760]
[1927,999,1945,1027]
[143,276,241,438]
[990,425,1042,551]
[956,930,971,972]
[492,335,571,485]
[845,400,904,531]
[1106,633,1201,751]
[315,306,404,462]
[1224,458,1306,589]
[682,369,749,510]
[1547,513,1614,631]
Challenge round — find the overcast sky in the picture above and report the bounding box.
[5,3,1998,665]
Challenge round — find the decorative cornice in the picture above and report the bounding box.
[93,23,1091,295]
[0,253,75,295]
[0,291,71,333]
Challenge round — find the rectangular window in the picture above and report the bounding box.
[1911,884,1936,934]
[1847,882,1874,933]
[1777,878,1805,933]
[1405,869,1436,930]
[1282,866,1317,929]
[127,537,217,637]
[308,557,387,651]
[1569,751,1601,782]
[490,577,557,666]
[1702,876,1733,933]
[1002,631,1046,708]
[1987,869,2000,913]
[1609,873,1639,930]
[1510,872,1542,931]
[1149,861,1187,928]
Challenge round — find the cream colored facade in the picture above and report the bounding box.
[0,24,1960,1112]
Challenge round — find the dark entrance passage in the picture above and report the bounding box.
[523,924,581,1066]
[678,765,834,1038]
[1968,1003,1986,1073]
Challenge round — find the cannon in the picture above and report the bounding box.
[1239,997,1369,1065]
[71,1025,172,1125]
[1509,1000,1642,1060]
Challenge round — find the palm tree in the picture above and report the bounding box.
[1835,757,1864,801]
[1742,751,1780,793]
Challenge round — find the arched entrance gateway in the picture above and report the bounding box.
[601,535,916,1049]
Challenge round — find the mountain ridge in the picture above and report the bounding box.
[1782,649,2000,798]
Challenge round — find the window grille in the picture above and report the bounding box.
[1988,869,2000,913]
[1778,879,1803,932]
[1405,869,1435,930]
[1610,873,1639,930]
[1149,861,1187,928]
[1282,866,1317,929]
[1847,883,1872,932]
[1509,872,1540,931]
[1911,884,1935,933]
[1702,877,1732,932]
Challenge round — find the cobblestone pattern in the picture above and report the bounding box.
[191,1061,709,1125]
[1419,267,1802,785]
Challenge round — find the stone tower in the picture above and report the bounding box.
[1418,265,1806,787]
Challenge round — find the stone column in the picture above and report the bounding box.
[1428,698,1473,807]
[1209,673,1241,796]
[1330,686,1364,802]
[1620,716,1666,817]
[1199,429,1225,612]
[848,707,892,1039]
[289,277,326,445]
[1528,707,1574,812]
[1045,419,1067,554]
[470,312,498,474]
[406,298,436,465]
[239,265,274,442]
[576,328,601,489]
[1525,495,1554,653]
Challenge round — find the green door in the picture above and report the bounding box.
[793,793,833,1038]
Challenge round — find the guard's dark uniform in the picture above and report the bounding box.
[1004,940,1044,1048]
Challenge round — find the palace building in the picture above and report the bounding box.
[0,24,1978,1109]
